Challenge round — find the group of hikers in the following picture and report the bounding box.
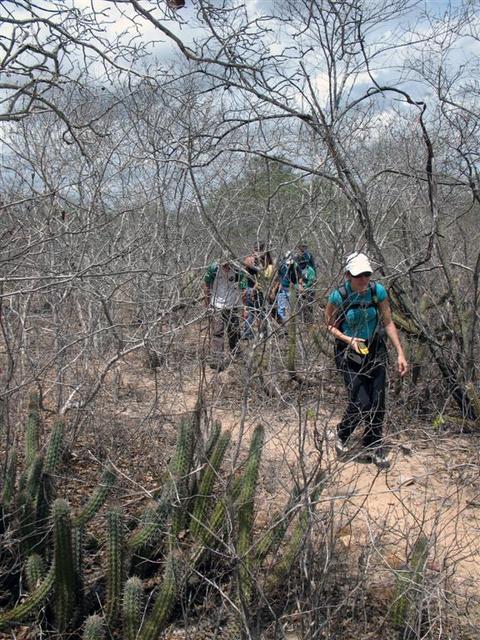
[203,241,316,365]
[203,246,409,471]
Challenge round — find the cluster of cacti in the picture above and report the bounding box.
[0,392,324,638]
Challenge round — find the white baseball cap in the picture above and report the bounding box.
[345,252,373,276]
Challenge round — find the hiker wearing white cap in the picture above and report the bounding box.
[325,252,408,469]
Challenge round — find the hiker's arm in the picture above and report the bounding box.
[325,302,365,352]
[378,299,408,376]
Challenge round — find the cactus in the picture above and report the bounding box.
[73,526,85,617]
[25,392,41,467]
[43,419,64,475]
[392,534,429,635]
[53,498,75,632]
[255,484,302,564]
[190,431,230,540]
[25,553,46,591]
[0,565,54,626]
[74,465,116,528]
[1,448,17,509]
[237,425,265,604]
[123,576,144,640]
[106,507,124,624]
[127,501,170,553]
[26,454,44,499]
[170,418,196,539]
[82,614,105,640]
[139,551,182,640]
[265,481,324,594]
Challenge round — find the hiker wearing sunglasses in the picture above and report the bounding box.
[325,252,408,469]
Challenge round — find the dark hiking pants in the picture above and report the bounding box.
[211,307,241,361]
[335,340,387,449]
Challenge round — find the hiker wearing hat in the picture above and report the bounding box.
[325,252,408,469]
[204,258,247,370]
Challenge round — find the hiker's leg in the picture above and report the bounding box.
[338,366,371,443]
[211,311,225,361]
[277,289,290,323]
[226,308,241,353]
[362,361,387,449]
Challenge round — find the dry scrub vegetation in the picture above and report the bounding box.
[1,1,480,638]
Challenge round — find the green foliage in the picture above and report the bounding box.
[122,576,144,640]
[74,465,116,528]
[25,392,41,467]
[106,507,125,624]
[53,498,75,632]
[82,614,105,640]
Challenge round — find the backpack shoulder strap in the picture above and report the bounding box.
[369,280,378,303]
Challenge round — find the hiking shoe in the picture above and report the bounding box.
[335,435,350,458]
[371,448,391,470]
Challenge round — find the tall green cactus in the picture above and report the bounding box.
[190,431,230,540]
[123,576,144,640]
[74,465,116,528]
[170,418,196,539]
[25,392,40,467]
[82,614,105,640]
[237,424,265,604]
[106,507,124,624]
[43,419,65,475]
[26,454,44,499]
[53,498,75,632]
[139,551,182,640]
[0,565,54,627]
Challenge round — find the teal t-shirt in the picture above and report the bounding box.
[328,281,387,340]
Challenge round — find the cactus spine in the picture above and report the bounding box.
[237,425,265,604]
[106,507,124,624]
[123,576,144,640]
[53,498,75,632]
[190,431,230,540]
[25,392,40,467]
[0,565,54,626]
[139,551,181,640]
[82,614,105,640]
[25,553,46,591]
[74,465,116,528]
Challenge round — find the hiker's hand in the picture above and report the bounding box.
[350,337,366,354]
[397,353,408,377]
